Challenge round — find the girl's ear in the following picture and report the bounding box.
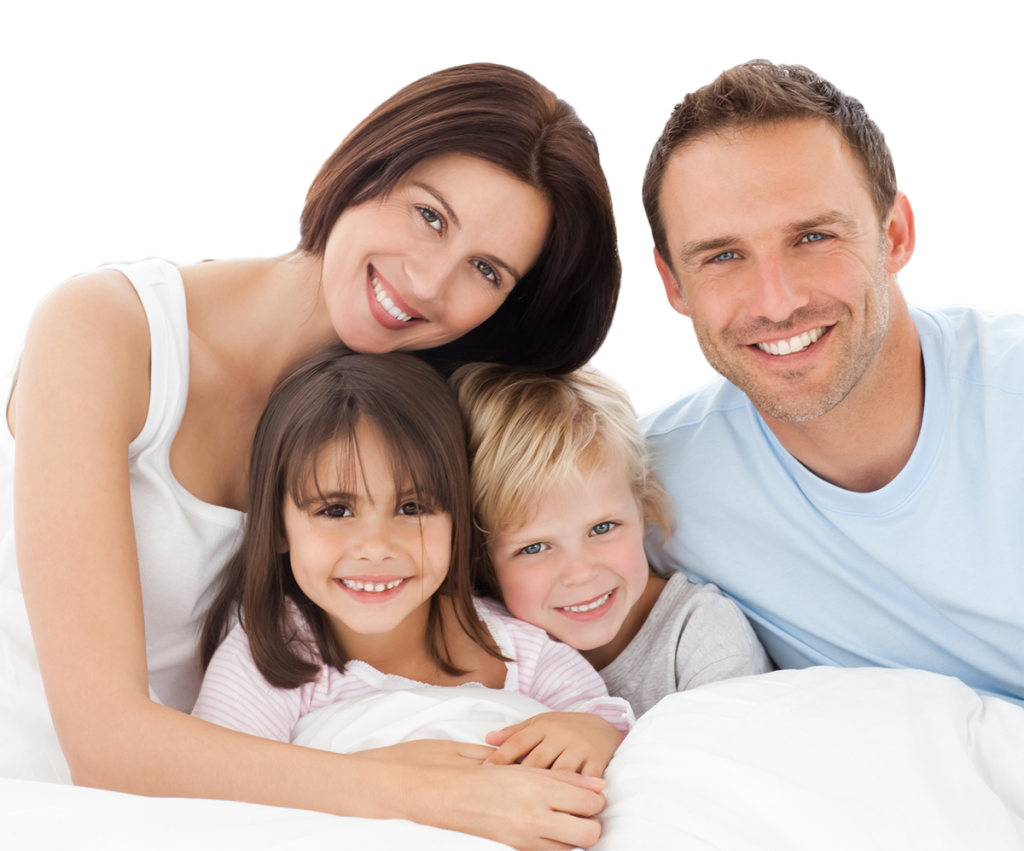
[276,528,289,554]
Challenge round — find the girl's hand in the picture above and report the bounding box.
[483,712,624,777]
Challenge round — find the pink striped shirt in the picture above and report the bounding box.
[192,597,634,741]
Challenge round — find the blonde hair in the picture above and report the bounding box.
[450,363,674,599]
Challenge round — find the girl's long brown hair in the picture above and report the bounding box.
[199,346,502,688]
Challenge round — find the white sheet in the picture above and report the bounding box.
[2,666,1023,850]
[291,686,551,752]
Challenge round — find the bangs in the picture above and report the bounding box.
[285,413,455,516]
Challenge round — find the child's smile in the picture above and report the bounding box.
[282,421,452,645]
[487,462,650,656]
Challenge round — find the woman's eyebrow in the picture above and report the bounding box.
[411,181,460,228]
[411,181,523,282]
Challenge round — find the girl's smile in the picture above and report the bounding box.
[282,420,453,643]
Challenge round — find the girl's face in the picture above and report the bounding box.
[487,463,650,653]
[320,153,552,354]
[282,421,452,643]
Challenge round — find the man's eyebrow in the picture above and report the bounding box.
[678,236,742,266]
[411,180,523,282]
[788,211,860,233]
[677,211,864,265]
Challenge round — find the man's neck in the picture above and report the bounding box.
[758,299,924,493]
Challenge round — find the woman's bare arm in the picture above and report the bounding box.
[11,272,604,850]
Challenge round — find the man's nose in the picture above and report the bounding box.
[747,254,809,323]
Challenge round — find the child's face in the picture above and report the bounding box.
[282,421,452,643]
[487,463,649,652]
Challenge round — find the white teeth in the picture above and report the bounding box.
[560,591,612,613]
[340,578,404,593]
[370,275,413,322]
[756,326,827,356]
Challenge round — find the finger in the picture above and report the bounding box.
[578,754,610,778]
[551,748,586,775]
[483,727,546,766]
[455,743,498,761]
[546,768,606,795]
[484,728,512,746]
[519,739,565,770]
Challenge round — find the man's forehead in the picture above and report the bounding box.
[659,119,875,253]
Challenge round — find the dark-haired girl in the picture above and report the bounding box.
[0,63,619,849]
[192,350,630,783]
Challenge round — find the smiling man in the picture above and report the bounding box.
[640,60,1024,706]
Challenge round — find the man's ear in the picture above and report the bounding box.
[885,192,916,274]
[654,248,690,317]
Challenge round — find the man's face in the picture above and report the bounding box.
[655,119,904,423]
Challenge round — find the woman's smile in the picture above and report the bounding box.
[320,152,552,354]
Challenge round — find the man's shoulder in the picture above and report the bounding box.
[639,375,750,440]
[913,305,1024,391]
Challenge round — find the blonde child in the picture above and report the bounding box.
[192,348,631,779]
[452,364,772,718]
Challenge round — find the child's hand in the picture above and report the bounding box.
[483,712,624,777]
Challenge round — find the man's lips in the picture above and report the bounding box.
[750,324,832,357]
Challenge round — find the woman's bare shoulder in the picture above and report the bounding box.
[14,268,151,441]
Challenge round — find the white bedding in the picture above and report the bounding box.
[2,665,1023,850]
[291,686,552,752]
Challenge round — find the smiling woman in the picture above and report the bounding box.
[0,62,619,851]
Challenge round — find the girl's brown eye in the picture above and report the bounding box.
[398,502,426,515]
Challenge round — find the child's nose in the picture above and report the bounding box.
[352,517,395,561]
[560,553,601,586]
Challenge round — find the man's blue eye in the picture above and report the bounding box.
[712,251,738,262]
[802,232,826,243]
[592,522,613,535]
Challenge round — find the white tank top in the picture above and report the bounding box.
[0,260,245,725]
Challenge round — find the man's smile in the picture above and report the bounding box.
[753,325,831,356]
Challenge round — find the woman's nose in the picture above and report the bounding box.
[406,252,457,302]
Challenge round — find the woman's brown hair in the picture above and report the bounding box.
[299,63,619,375]
[200,346,501,688]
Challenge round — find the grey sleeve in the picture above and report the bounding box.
[674,585,774,692]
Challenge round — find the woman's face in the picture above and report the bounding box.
[321,153,552,353]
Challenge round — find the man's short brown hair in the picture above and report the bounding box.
[642,60,897,265]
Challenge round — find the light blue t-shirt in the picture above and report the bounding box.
[642,306,1024,707]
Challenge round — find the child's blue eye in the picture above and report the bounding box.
[591,522,614,535]
[521,542,547,555]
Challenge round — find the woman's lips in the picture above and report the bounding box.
[366,266,426,330]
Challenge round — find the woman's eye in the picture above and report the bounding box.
[800,232,827,243]
[711,250,738,263]
[319,504,352,518]
[473,259,500,287]
[520,542,547,556]
[417,206,444,233]
[591,522,615,536]
[398,501,427,516]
